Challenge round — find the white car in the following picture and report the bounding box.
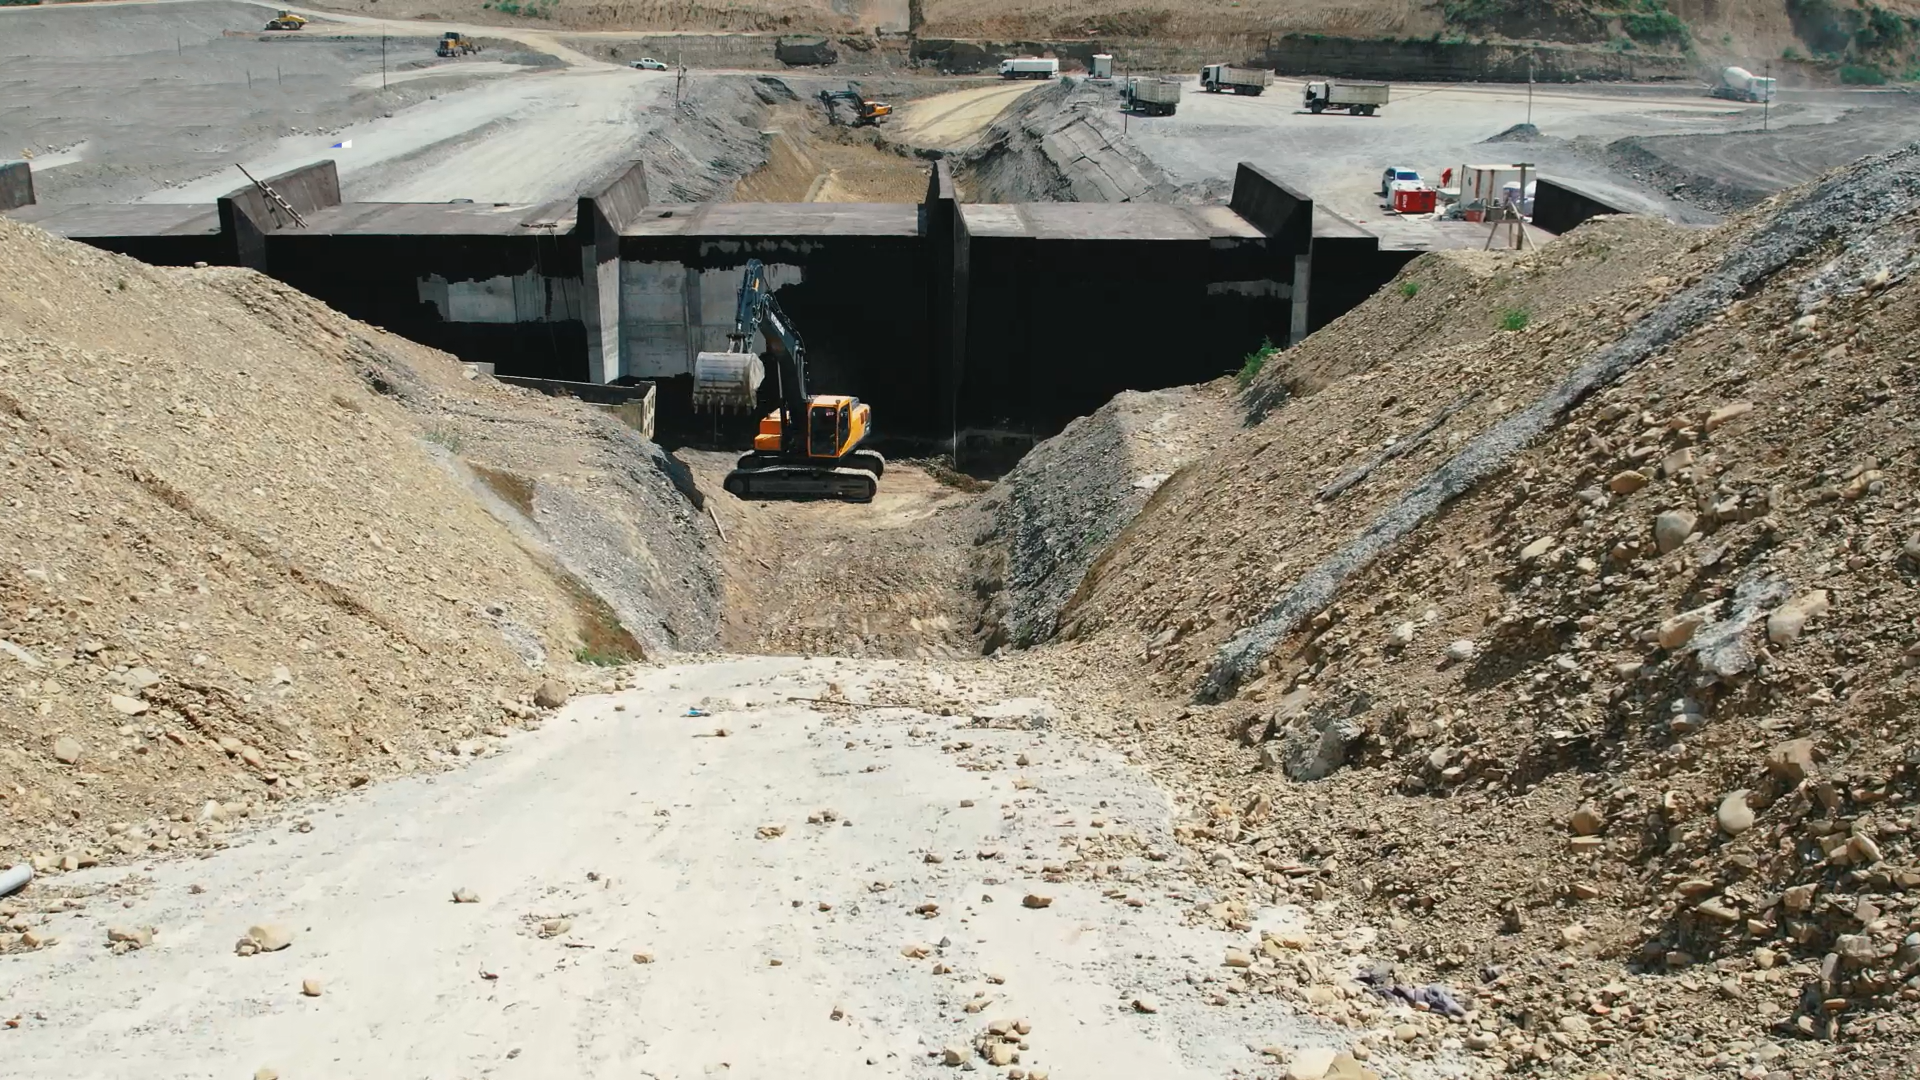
[631,58,668,71]
[1380,166,1422,196]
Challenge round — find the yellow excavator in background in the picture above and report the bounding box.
[692,260,884,502]
[265,10,307,29]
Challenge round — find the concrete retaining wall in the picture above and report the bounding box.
[217,160,342,269]
[0,161,33,213]
[579,161,649,384]
[1532,176,1631,235]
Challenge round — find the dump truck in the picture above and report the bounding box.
[999,57,1059,80]
[1200,64,1272,96]
[1303,78,1390,116]
[264,10,307,30]
[1711,66,1777,103]
[1125,76,1182,116]
[436,33,481,57]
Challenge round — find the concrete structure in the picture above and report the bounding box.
[1531,176,1632,235]
[6,158,1494,462]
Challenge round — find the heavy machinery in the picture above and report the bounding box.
[264,10,307,29]
[818,86,891,127]
[1712,66,1777,103]
[692,260,884,502]
[999,57,1059,80]
[1304,78,1390,115]
[1200,63,1272,95]
[1124,76,1182,116]
[437,33,481,57]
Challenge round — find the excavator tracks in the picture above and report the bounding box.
[723,465,878,503]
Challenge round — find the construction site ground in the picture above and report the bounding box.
[7,2,1920,1078]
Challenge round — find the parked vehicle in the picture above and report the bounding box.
[1200,64,1272,96]
[631,57,669,70]
[1379,166,1422,196]
[999,57,1059,80]
[1305,79,1390,115]
[437,33,480,57]
[1711,66,1776,103]
[1125,76,1182,116]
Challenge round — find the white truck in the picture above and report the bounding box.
[1711,66,1777,103]
[1303,78,1390,116]
[999,57,1059,80]
[1200,63,1272,96]
[1125,76,1182,116]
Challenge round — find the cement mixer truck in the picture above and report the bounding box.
[1711,66,1776,104]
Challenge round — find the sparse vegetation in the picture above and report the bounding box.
[1782,45,1803,60]
[1621,0,1690,49]
[424,425,466,452]
[1236,337,1279,389]
[1841,62,1888,84]
[1399,280,1423,298]
[1499,307,1532,331]
[574,646,627,666]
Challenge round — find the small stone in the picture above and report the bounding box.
[1653,510,1697,554]
[1607,470,1649,494]
[1519,536,1553,563]
[1568,805,1605,836]
[533,680,570,709]
[1568,881,1600,901]
[1392,1023,1419,1042]
[245,924,295,952]
[255,1069,279,1080]
[1558,1015,1591,1037]
[1767,590,1830,645]
[1223,948,1254,968]
[301,978,322,997]
[1766,738,1816,783]
[1657,604,1716,649]
[239,745,265,769]
[986,1042,1015,1067]
[109,694,148,716]
[1021,894,1052,909]
[1389,621,1416,647]
[1718,790,1755,835]
[51,736,82,765]
[123,667,161,690]
[1130,995,1158,1013]
[901,942,931,958]
[1465,1032,1497,1051]
[1445,639,1476,663]
[756,824,786,839]
[451,887,479,904]
[632,951,655,964]
[1848,833,1883,865]
[1696,897,1741,924]
[1783,884,1816,913]
[106,925,153,949]
[1558,923,1587,947]
[1287,1046,1337,1080]
[1704,401,1753,431]
[1753,946,1777,969]
[941,1044,967,1066]
[539,918,571,938]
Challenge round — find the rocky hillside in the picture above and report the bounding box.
[0,218,720,881]
[994,146,1920,1073]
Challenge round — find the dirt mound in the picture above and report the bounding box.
[0,218,719,875]
[998,148,1920,1070]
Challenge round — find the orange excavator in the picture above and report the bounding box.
[692,260,884,502]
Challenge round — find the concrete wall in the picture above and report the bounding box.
[1228,163,1313,344]
[924,160,969,456]
[217,160,343,269]
[579,161,649,384]
[1532,176,1630,235]
[0,161,33,213]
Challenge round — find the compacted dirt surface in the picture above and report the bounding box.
[0,658,1382,1080]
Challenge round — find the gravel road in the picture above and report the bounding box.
[0,657,1366,1080]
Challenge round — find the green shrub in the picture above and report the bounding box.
[1499,308,1531,332]
[1782,45,1802,60]
[1840,63,1888,84]
[1399,280,1422,298]
[1622,0,1690,48]
[574,646,627,666]
[1236,337,1279,389]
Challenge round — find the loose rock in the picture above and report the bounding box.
[533,680,570,709]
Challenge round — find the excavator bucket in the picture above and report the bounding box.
[692,350,765,411]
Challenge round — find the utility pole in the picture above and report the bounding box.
[382,32,388,91]
[1527,58,1534,126]
[1763,59,1771,132]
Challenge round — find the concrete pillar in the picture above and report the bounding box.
[575,161,649,385]
[923,159,969,459]
[1290,253,1311,346]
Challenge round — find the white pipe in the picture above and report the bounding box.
[0,863,32,898]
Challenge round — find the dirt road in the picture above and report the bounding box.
[890,81,1045,150]
[0,657,1365,1079]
